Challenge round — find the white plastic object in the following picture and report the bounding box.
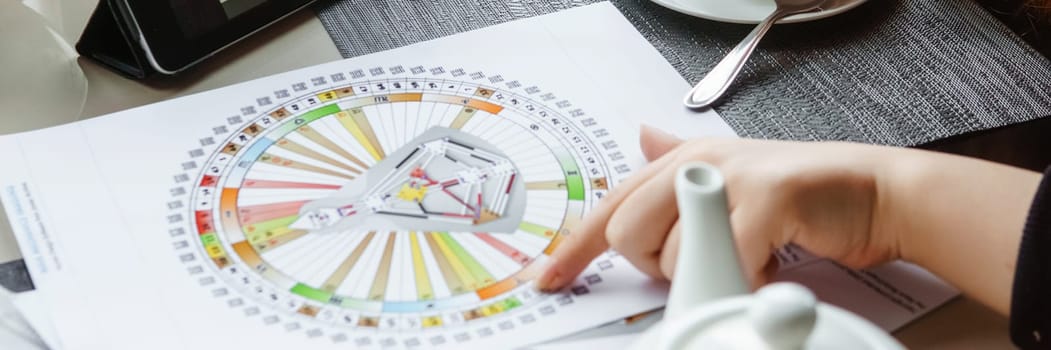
[630,162,905,350]
[666,162,748,319]
[747,283,817,350]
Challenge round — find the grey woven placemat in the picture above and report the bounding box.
[314,0,1051,146]
[0,259,33,293]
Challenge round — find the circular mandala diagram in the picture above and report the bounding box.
[187,71,623,335]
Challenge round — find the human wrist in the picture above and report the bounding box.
[875,148,939,267]
[863,146,922,265]
[878,148,1040,314]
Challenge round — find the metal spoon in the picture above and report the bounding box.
[684,0,827,109]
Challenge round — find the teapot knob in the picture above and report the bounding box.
[749,282,818,350]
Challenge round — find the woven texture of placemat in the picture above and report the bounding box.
[312,0,1051,146]
[0,260,33,293]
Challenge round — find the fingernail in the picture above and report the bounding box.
[640,124,658,134]
[534,258,563,293]
[535,270,563,293]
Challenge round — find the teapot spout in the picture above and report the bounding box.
[666,162,749,319]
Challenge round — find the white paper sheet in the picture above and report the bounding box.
[0,288,47,350]
[0,4,726,349]
[0,3,956,350]
[8,289,62,350]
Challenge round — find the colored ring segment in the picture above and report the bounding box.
[190,80,609,330]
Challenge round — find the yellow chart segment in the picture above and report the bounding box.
[438,232,496,287]
[336,110,386,160]
[251,228,307,252]
[409,233,435,300]
[429,232,481,290]
[423,233,468,294]
[195,77,610,330]
[449,107,477,130]
[316,90,340,102]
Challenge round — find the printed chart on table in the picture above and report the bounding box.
[0,3,957,350]
[0,4,734,349]
[179,69,637,345]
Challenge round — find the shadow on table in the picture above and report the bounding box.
[88,8,321,91]
[895,296,1013,349]
[725,0,900,98]
[920,114,1051,172]
[769,0,899,43]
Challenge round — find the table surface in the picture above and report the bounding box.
[0,2,1016,348]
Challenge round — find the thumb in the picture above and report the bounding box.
[640,125,684,161]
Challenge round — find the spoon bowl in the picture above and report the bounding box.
[683,0,833,109]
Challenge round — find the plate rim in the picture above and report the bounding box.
[649,0,870,24]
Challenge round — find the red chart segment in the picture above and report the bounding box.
[187,78,613,332]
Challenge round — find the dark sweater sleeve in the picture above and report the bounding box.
[1010,166,1051,349]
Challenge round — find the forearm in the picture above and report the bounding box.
[882,149,1041,315]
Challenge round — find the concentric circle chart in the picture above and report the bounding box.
[182,67,630,341]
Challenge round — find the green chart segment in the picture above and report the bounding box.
[556,152,585,201]
[187,78,620,332]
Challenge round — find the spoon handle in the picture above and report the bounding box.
[684,10,787,109]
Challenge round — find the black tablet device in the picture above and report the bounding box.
[78,0,316,77]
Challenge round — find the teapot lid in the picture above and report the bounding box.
[658,282,904,350]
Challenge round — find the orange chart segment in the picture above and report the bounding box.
[190,75,618,333]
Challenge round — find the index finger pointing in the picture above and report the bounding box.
[533,195,615,292]
[535,143,684,291]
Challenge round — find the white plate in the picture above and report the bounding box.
[650,0,868,24]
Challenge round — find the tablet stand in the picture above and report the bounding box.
[76,0,156,79]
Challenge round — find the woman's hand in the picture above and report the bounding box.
[536,126,898,288]
[536,126,1041,315]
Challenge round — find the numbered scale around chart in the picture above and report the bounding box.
[186,75,623,332]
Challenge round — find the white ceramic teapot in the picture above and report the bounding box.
[629,162,905,350]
